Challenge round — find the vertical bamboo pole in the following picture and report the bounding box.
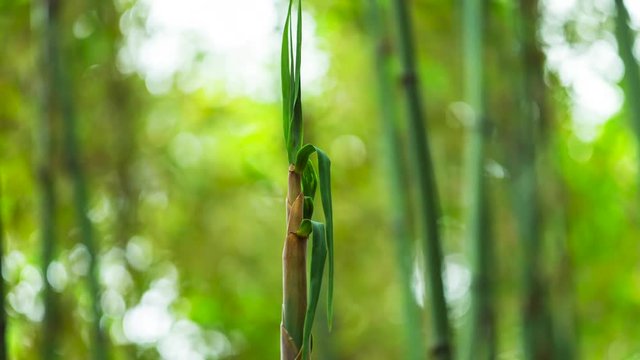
[366,0,423,358]
[388,0,452,358]
[614,0,640,171]
[39,0,59,356]
[513,0,554,358]
[462,0,495,357]
[45,0,108,358]
[0,179,7,360]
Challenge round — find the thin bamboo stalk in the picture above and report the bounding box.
[462,0,495,357]
[512,0,554,358]
[388,0,452,358]
[39,0,59,357]
[366,0,423,358]
[46,0,108,358]
[549,189,576,360]
[0,179,7,360]
[614,0,640,165]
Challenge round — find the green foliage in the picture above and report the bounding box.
[301,221,327,360]
[281,0,304,163]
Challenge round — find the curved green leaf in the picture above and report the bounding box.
[302,161,318,198]
[295,144,316,173]
[303,196,314,219]
[296,219,312,237]
[315,148,334,329]
[293,144,335,328]
[281,0,293,147]
[301,221,327,360]
[282,0,303,163]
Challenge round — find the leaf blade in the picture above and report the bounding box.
[301,221,327,360]
[315,148,334,329]
[295,143,316,173]
[280,0,293,148]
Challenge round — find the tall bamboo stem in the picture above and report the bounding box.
[40,0,60,356]
[462,0,495,357]
[0,179,7,360]
[513,0,554,358]
[614,0,640,172]
[46,0,108,358]
[389,0,451,357]
[367,0,423,358]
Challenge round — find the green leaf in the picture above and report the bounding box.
[295,144,316,173]
[302,161,318,198]
[294,144,334,328]
[288,86,303,159]
[281,0,293,148]
[301,221,327,360]
[296,219,312,237]
[303,196,314,219]
[286,14,296,162]
[315,148,334,329]
[295,0,302,90]
[282,0,303,163]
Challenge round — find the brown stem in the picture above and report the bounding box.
[281,165,307,359]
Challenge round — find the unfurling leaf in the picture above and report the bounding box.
[296,219,312,237]
[315,148,334,329]
[302,162,318,198]
[303,196,314,219]
[294,144,335,328]
[295,144,316,174]
[301,221,327,360]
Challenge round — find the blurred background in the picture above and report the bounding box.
[1,0,640,358]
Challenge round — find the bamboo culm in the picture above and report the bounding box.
[366,0,423,358]
[0,180,7,360]
[462,0,495,358]
[46,0,108,358]
[281,166,307,357]
[614,0,640,175]
[513,0,554,358]
[40,0,60,357]
[388,0,452,357]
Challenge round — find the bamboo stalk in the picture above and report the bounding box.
[366,0,423,358]
[281,166,307,358]
[388,0,452,358]
[462,0,495,358]
[549,188,576,360]
[512,0,554,358]
[0,179,7,360]
[614,0,640,168]
[46,0,108,358]
[39,0,60,357]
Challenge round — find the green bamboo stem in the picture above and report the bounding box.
[388,0,452,358]
[462,0,495,357]
[614,0,640,165]
[46,0,108,358]
[0,179,7,360]
[512,0,554,358]
[366,0,423,358]
[550,194,576,360]
[40,1,60,357]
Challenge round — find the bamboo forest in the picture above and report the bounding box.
[2,0,640,358]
